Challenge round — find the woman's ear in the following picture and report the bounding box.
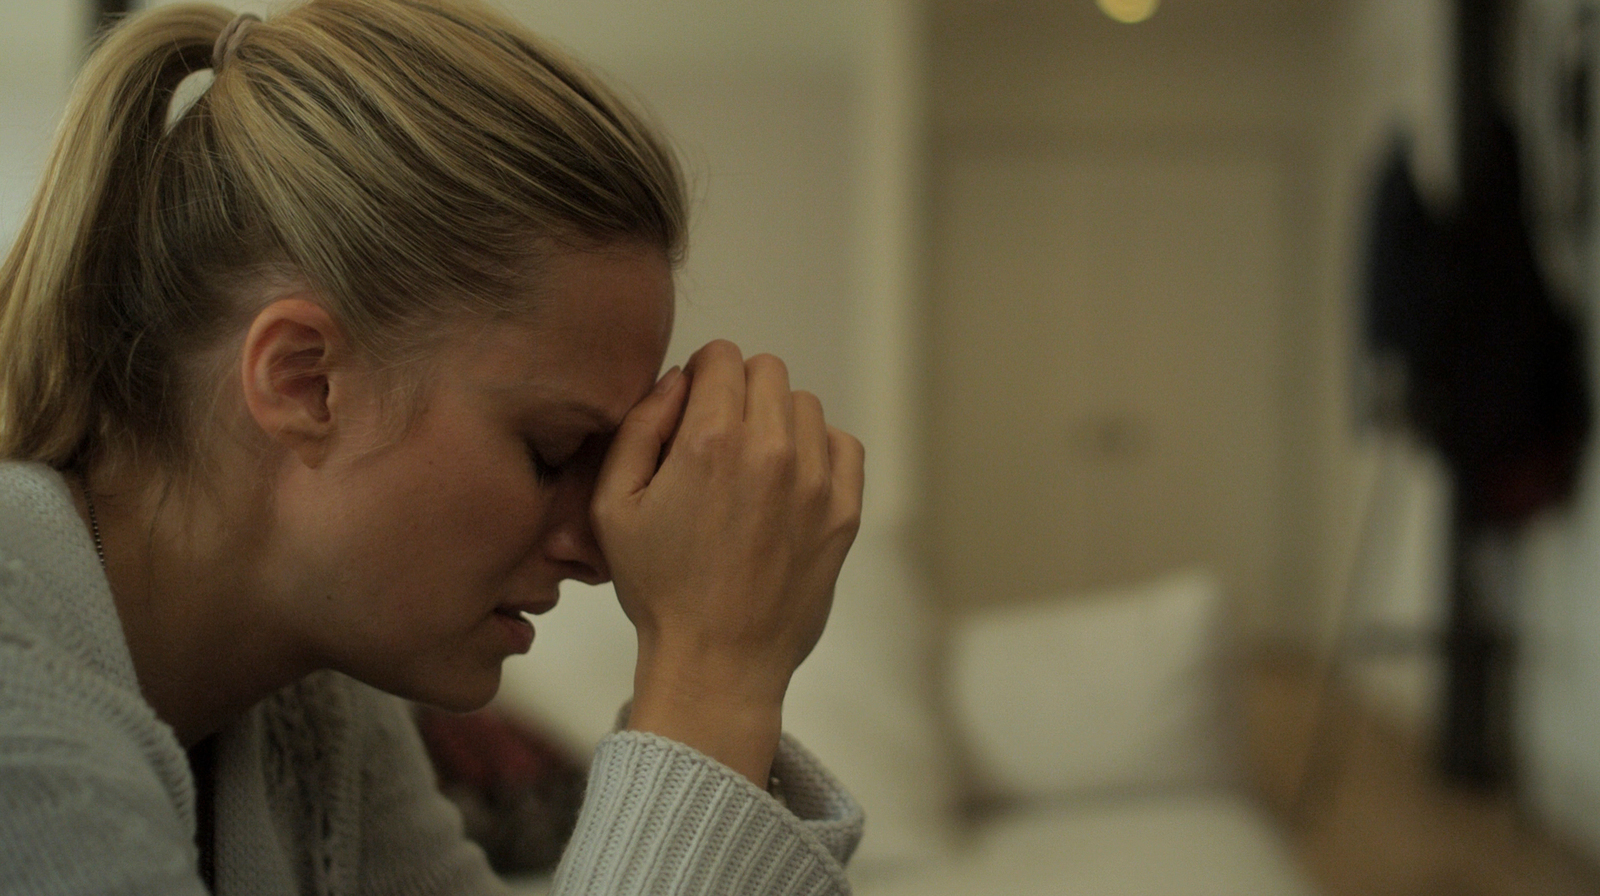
[240,297,353,468]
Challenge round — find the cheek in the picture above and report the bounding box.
[408,450,550,581]
[330,473,544,660]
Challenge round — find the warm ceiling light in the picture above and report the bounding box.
[1097,0,1159,24]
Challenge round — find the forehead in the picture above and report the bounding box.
[526,244,675,355]
[456,245,675,423]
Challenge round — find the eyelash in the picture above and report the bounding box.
[526,441,565,485]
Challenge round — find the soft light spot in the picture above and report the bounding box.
[1097,0,1159,24]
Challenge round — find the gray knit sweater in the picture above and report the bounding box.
[0,462,861,895]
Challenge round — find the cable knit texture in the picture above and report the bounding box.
[0,461,862,895]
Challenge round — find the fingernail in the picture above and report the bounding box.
[654,366,682,395]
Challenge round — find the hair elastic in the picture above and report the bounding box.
[166,13,261,133]
[212,12,260,72]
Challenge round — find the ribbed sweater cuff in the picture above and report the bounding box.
[552,730,856,895]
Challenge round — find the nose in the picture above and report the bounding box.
[540,466,610,585]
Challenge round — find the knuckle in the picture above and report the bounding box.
[836,429,864,461]
[793,390,824,420]
[753,436,797,477]
[683,424,739,460]
[747,353,788,378]
[832,492,863,532]
[801,473,831,508]
[837,477,864,517]
[698,339,744,365]
[838,512,862,542]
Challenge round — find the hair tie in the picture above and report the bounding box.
[212,12,261,72]
[167,12,259,132]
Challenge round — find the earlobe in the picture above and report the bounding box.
[241,298,346,468]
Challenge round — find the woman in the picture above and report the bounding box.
[0,1,864,894]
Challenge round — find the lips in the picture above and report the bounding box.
[492,605,536,654]
[492,598,558,621]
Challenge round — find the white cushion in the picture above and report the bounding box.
[947,569,1231,801]
[852,793,1315,896]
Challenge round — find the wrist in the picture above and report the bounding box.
[627,644,787,787]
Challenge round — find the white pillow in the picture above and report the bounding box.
[947,569,1232,801]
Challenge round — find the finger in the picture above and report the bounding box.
[827,425,865,524]
[744,354,794,440]
[679,340,746,437]
[594,366,688,504]
[793,390,829,489]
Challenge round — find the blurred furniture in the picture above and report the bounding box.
[1252,428,1600,896]
[1247,653,1600,896]
[843,564,1315,896]
[495,533,1316,895]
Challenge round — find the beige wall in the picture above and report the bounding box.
[0,0,80,249]
[924,0,1335,636]
[922,0,1461,650]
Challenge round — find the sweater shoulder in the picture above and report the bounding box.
[0,461,135,689]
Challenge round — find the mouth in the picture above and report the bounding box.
[491,605,537,654]
[492,598,558,622]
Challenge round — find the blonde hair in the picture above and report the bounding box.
[0,0,685,473]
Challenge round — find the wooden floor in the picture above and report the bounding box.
[1242,655,1600,896]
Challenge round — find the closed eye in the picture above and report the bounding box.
[526,441,567,485]
[525,432,612,486]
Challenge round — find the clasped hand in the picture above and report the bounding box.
[591,340,864,786]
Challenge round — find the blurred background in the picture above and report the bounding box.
[6,0,1600,893]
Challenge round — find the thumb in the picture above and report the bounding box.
[595,366,687,505]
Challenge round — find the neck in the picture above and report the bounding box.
[76,464,314,748]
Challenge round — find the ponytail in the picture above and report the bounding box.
[0,5,233,469]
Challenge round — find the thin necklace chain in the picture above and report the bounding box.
[83,483,106,570]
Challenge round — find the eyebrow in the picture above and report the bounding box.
[561,400,625,432]
[485,379,634,432]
